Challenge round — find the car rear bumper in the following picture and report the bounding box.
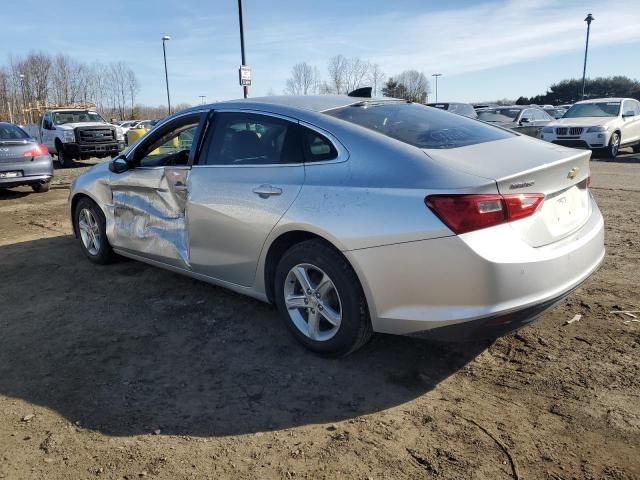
[0,156,54,187]
[346,195,605,340]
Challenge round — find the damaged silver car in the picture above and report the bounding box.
[69,95,604,356]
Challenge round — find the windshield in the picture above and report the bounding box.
[52,110,105,125]
[0,124,30,141]
[563,102,620,118]
[325,102,513,149]
[476,108,520,123]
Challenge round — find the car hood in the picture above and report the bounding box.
[547,117,617,127]
[57,122,114,129]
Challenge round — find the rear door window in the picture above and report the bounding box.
[325,102,513,149]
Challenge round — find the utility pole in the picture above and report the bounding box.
[237,0,249,98]
[581,14,594,100]
[432,73,442,103]
[162,35,172,114]
[19,73,27,125]
[199,95,206,105]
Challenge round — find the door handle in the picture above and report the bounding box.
[252,184,282,198]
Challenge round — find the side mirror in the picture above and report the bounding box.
[43,121,52,130]
[109,156,129,174]
[623,111,635,118]
[520,117,530,124]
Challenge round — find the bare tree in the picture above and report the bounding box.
[326,55,373,94]
[385,70,430,103]
[326,55,349,94]
[285,62,320,95]
[126,68,139,118]
[368,63,386,97]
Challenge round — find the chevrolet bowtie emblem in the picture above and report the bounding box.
[567,167,579,179]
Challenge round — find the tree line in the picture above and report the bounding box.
[0,51,188,124]
[515,76,640,105]
[284,55,431,103]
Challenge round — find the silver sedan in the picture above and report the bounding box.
[69,95,604,356]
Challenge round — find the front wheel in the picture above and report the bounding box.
[605,132,621,159]
[73,197,114,264]
[274,239,373,356]
[56,143,74,168]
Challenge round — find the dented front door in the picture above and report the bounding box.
[109,165,191,269]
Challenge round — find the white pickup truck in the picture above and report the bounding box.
[23,108,125,167]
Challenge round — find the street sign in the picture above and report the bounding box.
[239,65,251,86]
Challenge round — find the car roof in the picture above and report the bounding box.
[191,95,404,115]
[576,97,628,104]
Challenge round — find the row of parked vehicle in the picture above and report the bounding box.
[2,95,640,196]
[428,97,640,159]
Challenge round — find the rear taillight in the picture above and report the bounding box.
[23,144,49,157]
[425,193,544,234]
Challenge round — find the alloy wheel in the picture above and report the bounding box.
[78,208,101,256]
[283,263,342,341]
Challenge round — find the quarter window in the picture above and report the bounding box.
[202,112,303,166]
[301,127,338,162]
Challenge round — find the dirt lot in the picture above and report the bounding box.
[1,151,639,480]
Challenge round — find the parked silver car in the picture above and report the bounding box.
[69,95,604,355]
[0,122,53,193]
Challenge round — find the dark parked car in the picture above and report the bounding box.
[426,102,478,118]
[0,122,53,193]
[476,106,553,137]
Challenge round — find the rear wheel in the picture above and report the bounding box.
[31,181,50,193]
[274,239,373,356]
[605,132,621,159]
[73,197,114,264]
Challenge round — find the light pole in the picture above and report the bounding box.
[237,0,248,98]
[581,14,594,100]
[19,73,27,124]
[432,73,442,103]
[162,35,172,114]
[199,95,206,105]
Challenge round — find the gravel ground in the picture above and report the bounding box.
[0,151,639,480]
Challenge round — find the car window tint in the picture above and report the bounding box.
[301,127,338,162]
[326,102,513,149]
[203,113,303,165]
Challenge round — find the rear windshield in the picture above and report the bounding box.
[325,102,513,149]
[0,124,30,141]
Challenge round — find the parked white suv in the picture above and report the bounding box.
[540,98,640,159]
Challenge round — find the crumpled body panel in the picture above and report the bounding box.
[110,167,190,268]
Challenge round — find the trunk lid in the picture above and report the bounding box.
[423,136,592,247]
[0,139,38,164]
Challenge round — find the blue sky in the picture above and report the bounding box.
[1,0,639,105]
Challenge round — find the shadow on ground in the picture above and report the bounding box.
[0,236,486,437]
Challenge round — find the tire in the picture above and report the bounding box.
[31,181,50,193]
[274,239,373,356]
[56,141,74,168]
[73,197,114,265]
[605,132,621,159]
